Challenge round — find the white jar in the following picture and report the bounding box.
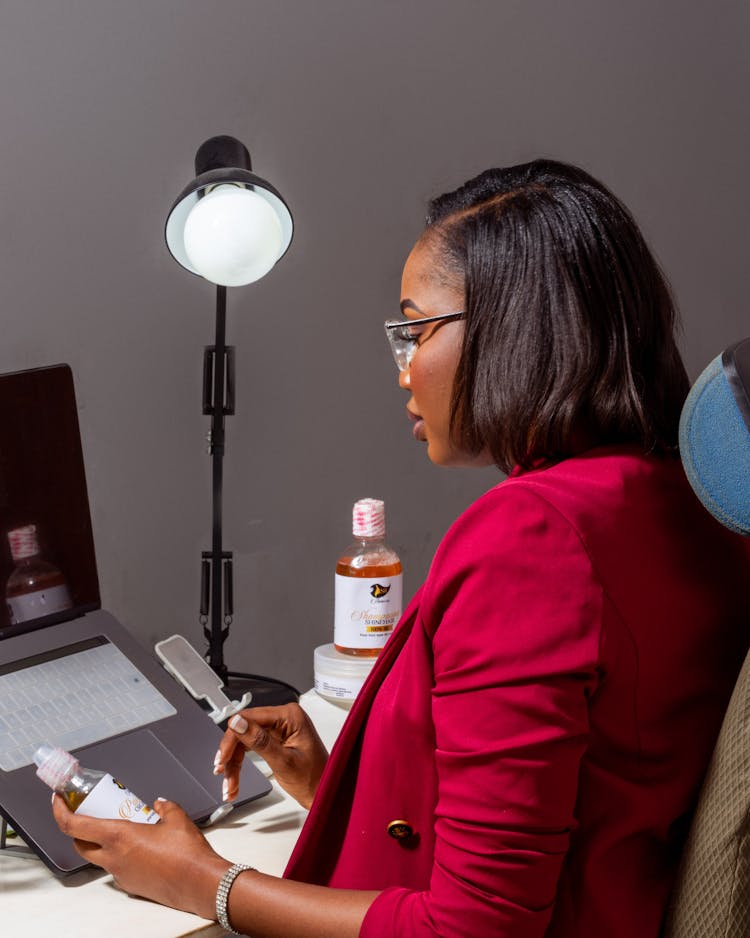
[313,644,376,709]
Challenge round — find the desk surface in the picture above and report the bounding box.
[0,690,349,938]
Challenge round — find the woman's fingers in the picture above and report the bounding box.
[152,797,182,820]
[211,703,327,807]
[51,793,111,842]
[51,794,122,865]
[227,711,295,767]
[218,713,284,801]
[214,705,295,777]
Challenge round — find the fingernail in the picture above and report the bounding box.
[222,779,231,802]
[155,797,167,802]
[51,792,56,804]
[229,715,248,734]
[213,750,224,775]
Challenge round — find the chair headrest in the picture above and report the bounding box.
[679,337,750,537]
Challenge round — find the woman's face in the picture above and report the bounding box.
[398,240,487,467]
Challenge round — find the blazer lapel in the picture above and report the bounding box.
[284,587,423,882]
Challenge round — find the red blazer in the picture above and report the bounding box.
[285,447,750,937]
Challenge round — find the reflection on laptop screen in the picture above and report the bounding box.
[0,365,100,637]
[0,635,177,771]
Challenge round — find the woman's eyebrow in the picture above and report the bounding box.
[400,298,426,316]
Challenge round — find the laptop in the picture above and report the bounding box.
[0,363,272,874]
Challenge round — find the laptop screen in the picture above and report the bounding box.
[0,364,100,638]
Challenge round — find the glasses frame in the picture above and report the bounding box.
[384,311,466,372]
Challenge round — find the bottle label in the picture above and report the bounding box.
[76,774,160,824]
[334,573,403,649]
[7,584,73,624]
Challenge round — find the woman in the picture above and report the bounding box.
[53,160,750,937]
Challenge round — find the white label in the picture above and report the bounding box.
[334,573,403,649]
[314,672,365,701]
[7,584,72,624]
[77,774,160,824]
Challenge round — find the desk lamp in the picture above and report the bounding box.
[165,134,297,704]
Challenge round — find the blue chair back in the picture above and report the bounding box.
[679,337,750,537]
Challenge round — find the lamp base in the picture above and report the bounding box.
[225,673,299,708]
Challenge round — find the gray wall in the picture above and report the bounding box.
[0,1,747,692]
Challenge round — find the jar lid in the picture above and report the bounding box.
[314,643,378,677]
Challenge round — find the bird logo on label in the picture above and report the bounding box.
[370,583,391,599]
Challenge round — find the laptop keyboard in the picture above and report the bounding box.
[0,639,177,771]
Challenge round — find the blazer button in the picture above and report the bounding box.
[387,819,414,841]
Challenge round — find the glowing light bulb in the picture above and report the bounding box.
[183,185,283,286]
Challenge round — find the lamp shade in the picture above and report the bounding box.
[679,337,750,537]
[165,135,293,286]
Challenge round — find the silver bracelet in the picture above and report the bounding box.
[216,862,255,934]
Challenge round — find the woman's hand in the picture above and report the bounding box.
[51,795,229,920]
[215,703,328,809]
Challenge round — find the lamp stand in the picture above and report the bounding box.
[199,286,298,706]
[200,285,233,686]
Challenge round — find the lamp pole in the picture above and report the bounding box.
[200,284,235,685]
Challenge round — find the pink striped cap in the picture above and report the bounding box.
[34,744,78,790]
[352,499,385,538]
[8,524,40,562]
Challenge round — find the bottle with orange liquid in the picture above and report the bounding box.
[334,498,403,656]
[33,744,159,824]
[6,524,72,625]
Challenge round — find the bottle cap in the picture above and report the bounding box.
[352,499,385,538]
[8,524,40,561]
[33,744,78,790]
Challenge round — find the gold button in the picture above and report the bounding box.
[387,819,414,841]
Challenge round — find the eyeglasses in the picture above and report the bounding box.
[384,311,466,372]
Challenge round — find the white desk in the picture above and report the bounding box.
[0,690,349,938]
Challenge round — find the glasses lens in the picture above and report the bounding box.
[384,312,464,371]
[385,320,420,371]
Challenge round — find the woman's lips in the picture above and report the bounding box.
[407,408,427,442]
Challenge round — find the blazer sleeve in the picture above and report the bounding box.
[360,485,603,938]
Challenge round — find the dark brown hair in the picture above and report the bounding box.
[424,159,690,474]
